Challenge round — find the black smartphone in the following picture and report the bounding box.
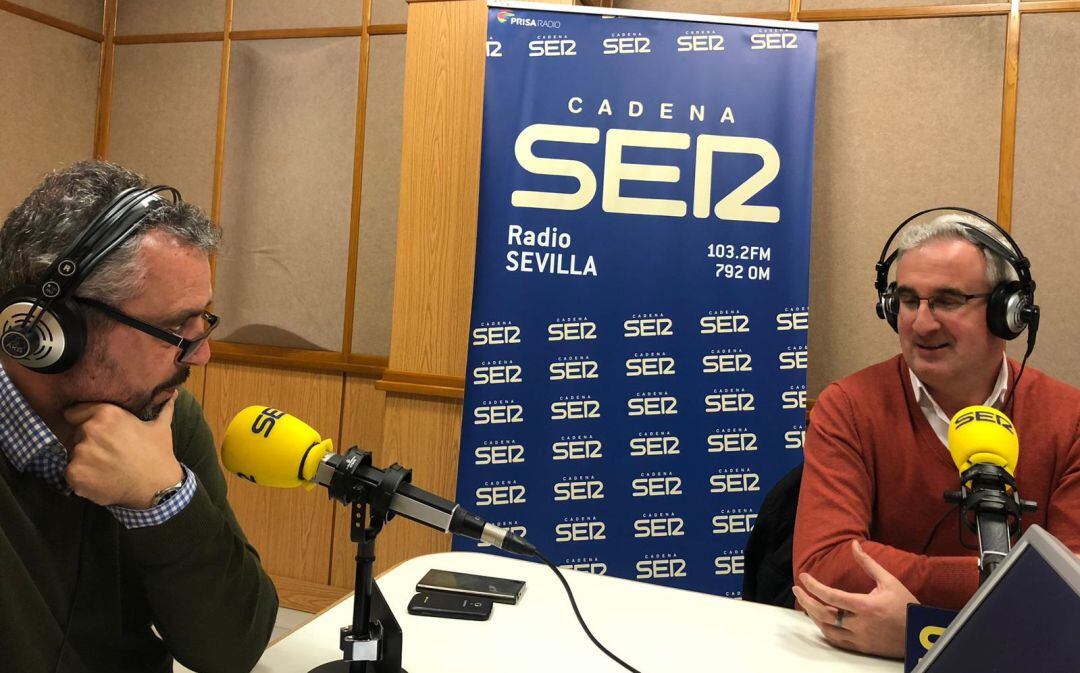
[407,591,493,621]
[416,568,526,605]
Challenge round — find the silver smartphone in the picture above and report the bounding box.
[416,568,526,605]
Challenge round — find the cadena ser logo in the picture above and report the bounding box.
[475,480,527,506]
[555,516,607,543]
[636,552,687,579]
[629,431,680,457]
[561,556,608,575]
[496,10,513,23]
[553,475,605,502]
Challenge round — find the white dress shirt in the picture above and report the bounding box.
[908,353,1010,448]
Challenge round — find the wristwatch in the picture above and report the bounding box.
[150,473,187,507]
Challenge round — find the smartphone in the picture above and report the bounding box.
[407,591,493,621]
[416,568,526,605]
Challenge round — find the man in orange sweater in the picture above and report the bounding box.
[791,209,1080,657]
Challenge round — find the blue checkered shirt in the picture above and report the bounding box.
[0,362,195,529]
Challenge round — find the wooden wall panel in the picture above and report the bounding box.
[231,0,363,31]
[807,17,1004,395]
[0,10,99,217]
[351,35,406,358]
[802,0,990,9]
[616,0,789,17]
[215,37,360,351]
[372,395,464,573]
[387,0,486,378]
[109,42,221,209]
[201,361,343,584]
[330,375,388,588]
[115,0,225,35]
[371,0,408,25]
[15,0,102,30]
[1010,12,1080,387]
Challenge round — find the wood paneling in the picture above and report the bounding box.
[201,361,342,584]
[1010,12,1080,387]
[330,375,388,588]
[806,17,1005,395]
[371,0,485,572]
[115,0,225,35]
[0,10,99,216]
[269,573,350,613]
[373,394,465,572]
[387,0,485,378]
[996,0,1022,231]
[352,34,406,358]
[109,41,222,209]
[93,0,116,159]
[7,0,102,32]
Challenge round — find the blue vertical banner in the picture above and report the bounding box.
[454,1,818,597]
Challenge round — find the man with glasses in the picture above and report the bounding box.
[0,162,277,672]
[790,211,1080,658]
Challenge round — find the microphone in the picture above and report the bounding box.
[946,405,1037,582]
[221,406,537,557]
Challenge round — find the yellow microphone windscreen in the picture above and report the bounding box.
[221,406,334,489]
[948,405,1018,477]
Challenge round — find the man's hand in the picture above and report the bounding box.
[63,394,182,509]
[792,539,917,658]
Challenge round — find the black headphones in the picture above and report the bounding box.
[874,207,1040,343]
[0,185,180,374]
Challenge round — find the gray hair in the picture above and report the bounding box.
[0,161,220,306]
[894,211,1018,288]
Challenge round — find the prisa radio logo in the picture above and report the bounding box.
[500,12,563,29]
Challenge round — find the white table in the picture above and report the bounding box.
[244,552,903,673]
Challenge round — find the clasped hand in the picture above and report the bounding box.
[63,393,182,509]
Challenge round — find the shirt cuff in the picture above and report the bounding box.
[108,465,197,530]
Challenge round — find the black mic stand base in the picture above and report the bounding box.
[309,579,405,673]
[310,487,410,673]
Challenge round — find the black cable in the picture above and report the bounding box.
[533,549,642,673]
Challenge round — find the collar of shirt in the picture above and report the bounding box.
[0,361,64,469]
[909,353,1010,448]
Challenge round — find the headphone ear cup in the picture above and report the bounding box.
[986,280,1025,340]
[0,290,86,374]
[878,282,900,333]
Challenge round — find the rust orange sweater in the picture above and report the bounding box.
[793,355,1080,609]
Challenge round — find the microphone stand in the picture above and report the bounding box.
[945,464,1038,584]
[310,453,410,673]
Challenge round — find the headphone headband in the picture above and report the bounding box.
[874,206,1039,344]
[0,182,182,373]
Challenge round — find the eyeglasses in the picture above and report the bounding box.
[891,290,991,315]
[75,297,218,364]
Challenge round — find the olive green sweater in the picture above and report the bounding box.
[0,389,278,672]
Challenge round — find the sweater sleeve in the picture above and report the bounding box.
[793,382,978,610]
[1046,423,1080,550]
[120,390,278,673]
